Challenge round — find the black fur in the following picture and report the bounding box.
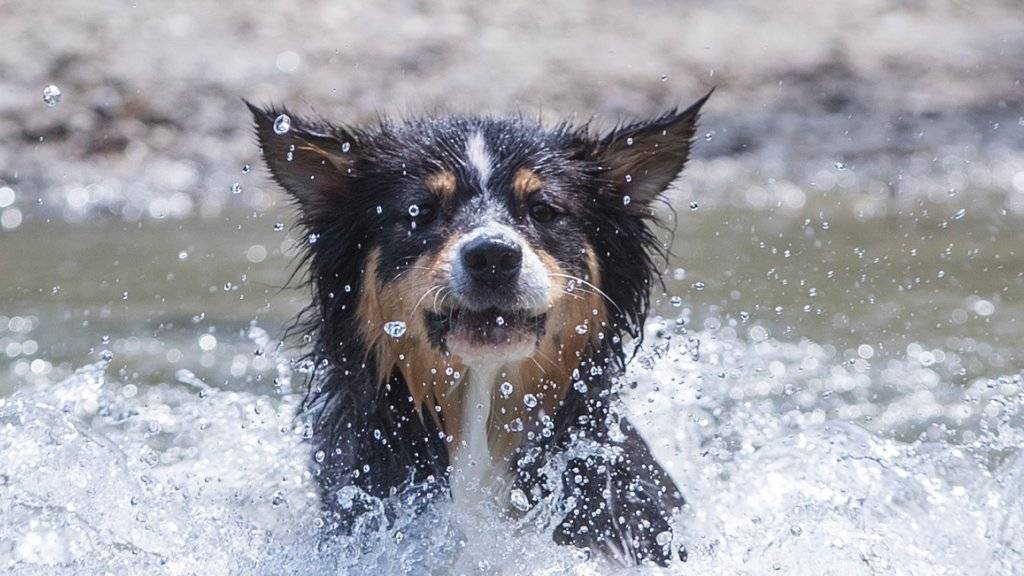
[248,91,709,566]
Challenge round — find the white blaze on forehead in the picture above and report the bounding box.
[465,131,493,189]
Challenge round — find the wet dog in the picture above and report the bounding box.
[248,91,709,566]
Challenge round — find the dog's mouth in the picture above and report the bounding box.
[425,307,547,353]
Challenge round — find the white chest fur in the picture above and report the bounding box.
[449,363,510,511]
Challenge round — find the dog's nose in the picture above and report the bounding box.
[461,236,522,284]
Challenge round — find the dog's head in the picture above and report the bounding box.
[249,95,707,413]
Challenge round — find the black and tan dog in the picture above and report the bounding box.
[248,91,709,566]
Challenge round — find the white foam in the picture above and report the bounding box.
[0,324,1022,575]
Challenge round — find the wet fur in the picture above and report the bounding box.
[248,92,710,566]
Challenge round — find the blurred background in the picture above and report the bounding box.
[1,0,1023,403]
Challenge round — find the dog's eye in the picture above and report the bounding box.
[408,202,437,226]
[528,201,559,223]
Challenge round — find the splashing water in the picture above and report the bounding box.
[41,85,62,107]
[0,321,1022,575]
[383,321,408,338]
[273,114,291,135]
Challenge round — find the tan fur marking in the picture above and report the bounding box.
[424,170,457,201]
[356,241,606,469]
[294,141,349,172]
[488,246,606,465]
[512,168,544,201]
[356,243,467,439]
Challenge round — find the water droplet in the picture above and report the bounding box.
[314,450,326,463]
[625,137,634,146]
[383,321,407,338]
[973,299,995,316]
[507,418,524,432]
[273,114,291,135]
[670,296,683,307]
[573,380,588,393]
[496,316,505,326]
[689,201,699,211]
[42,84,62,107]
[510,488,530,511]
[952,208,967,220]
[341,142,351,153]
[100,349,114,361]
[223,282,233,291]
[523,394,538,408]
[376,205,383,215]
[408,204,420,217]
[500,381,513,397]
[242,164,251,174]
[273,222,285,231]
[693,281,706,291]
[834,161,846,170]
[574,324,588,335]
[660,74,669,82]
[121,291,129,300]
[624,174,633,183]
[704,131,714,142]
[230,182,242,194]
[656,530,673,546]
[307,233,319,244]
[178,250,188,260]
[344,284,352,293]
[623,195,631,206]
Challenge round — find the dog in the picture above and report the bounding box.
[247,90,709,567]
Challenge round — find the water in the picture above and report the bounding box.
[2,205,1023,574]
[41,85,61,108]
[2,314,1023,574]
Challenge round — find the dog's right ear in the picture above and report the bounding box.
[246,101,358,217]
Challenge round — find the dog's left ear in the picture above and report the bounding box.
[246,101,358,220]
[596,90,712,205]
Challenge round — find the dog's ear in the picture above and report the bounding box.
[596,90,711,205]
[246,102,358,217]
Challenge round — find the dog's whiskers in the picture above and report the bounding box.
[556,287,589,301]
[391,265,439,284]
[413,285,445,312]
[431,286,450,313]
[530,346,561,372]
[528,356,548,377]
[548,273,623,314]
